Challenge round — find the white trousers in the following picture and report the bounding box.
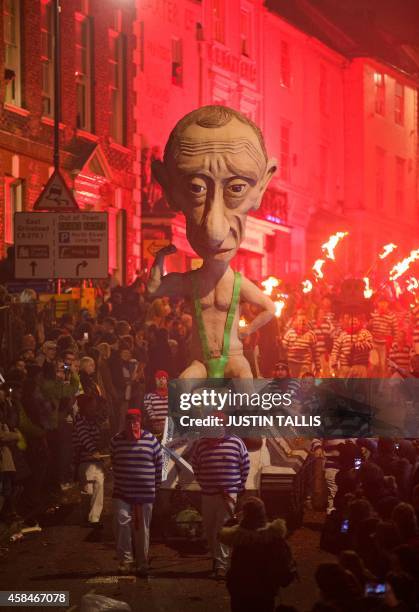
[79,462,104,523]
[325,467,338,515]
[113,499,153,569]
[201,493,237,570]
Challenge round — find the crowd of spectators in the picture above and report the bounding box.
[0,274,418,611]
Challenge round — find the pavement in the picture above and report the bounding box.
[0,486,333,612]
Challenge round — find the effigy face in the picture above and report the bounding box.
[153,107,276,262]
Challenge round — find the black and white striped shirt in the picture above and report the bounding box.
[111,430,163,504]
[282,329,320,370]
[389,342,413,370]
[144,392,168,432]
[73,414,101,464]
[330,329,373,367]
[368,311,397,344]
[191,435,250,496]
[313,318,334,356]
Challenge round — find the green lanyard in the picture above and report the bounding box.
[192,271,242,378]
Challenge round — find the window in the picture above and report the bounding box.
[139,21,144,72]
[3,0,21,105]
[109,33,127,144]
[213,0,225,44]
[280,40,290,88]
[374,72,385,115]
[41,1,54,117]
[240,8,251,57]
[171,38,183,87]
[375,147,386,209]
[75,14,93,131]
[394,82,404,125]
[319,144,328,201]
[319,64,328,115]
[5,179,23,245]
[395,157,405,212]
[280,123,290,181]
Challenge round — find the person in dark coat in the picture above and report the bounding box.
[218,497,296,612]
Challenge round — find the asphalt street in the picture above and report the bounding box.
[0,489,333,612]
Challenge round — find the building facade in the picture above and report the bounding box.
[1,0,139,283]
[136,0,418,282]
[1,0,418,284]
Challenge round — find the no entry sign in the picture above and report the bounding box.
[14,211,108,279]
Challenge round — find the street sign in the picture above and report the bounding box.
[14,212,55,278]
[14,212,108,279]
[55,212,108,278]
[33,170,79,212]
[142,238,170,260]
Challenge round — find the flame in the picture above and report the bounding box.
[312,259,325,279]
[379,243,397,260]
[393,281,402,298]
[261,276,280,296]
[389,249,419,281]
[363,277,373,299]
[302,279,313,293]
[321,231,348,261]
[274,299,286,318]
[406,277,418,293]
[239,317,247,328]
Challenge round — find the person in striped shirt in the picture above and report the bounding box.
[111,408,163,576]
[73,394,105,527]
[368,298,397,377]
[389,330,414,376]
[191,426,250,579]
[282,314,320,377]
[313,309,335,377]
[143,369,169,438]
[330,315,373,378]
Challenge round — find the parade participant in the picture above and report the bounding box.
[110,408,162,576]
[368,297,397,377]
[147,105,277,379]
[191,418,250,579]
[73,394,105,526]
[313,309,335,377]
[282,314,320,378]
[144,370,169,437]
[330,315,373,378]
[389,330,413,375]
[311,438,347,515]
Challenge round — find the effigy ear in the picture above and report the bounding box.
[252,157,278,211]
[151,159,181,211]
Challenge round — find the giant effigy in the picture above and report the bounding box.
[147,105,277,379]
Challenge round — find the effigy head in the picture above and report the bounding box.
[152,105,277,261]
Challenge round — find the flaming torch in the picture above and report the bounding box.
[302,279,313,294]
[239,317,247,328]
[274,298,286,318]
[406,277,418,294]
[379,243,397,260]
[321,231,349,261]
[389,249,419,281]
[312,259,325,280]
[363,277,373,299]
[261,276,280,296]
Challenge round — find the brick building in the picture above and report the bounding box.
[137,0,419,281]
[0,0,139,283]
[1,0,418,284]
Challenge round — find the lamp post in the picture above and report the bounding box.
[53,0,61,171]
